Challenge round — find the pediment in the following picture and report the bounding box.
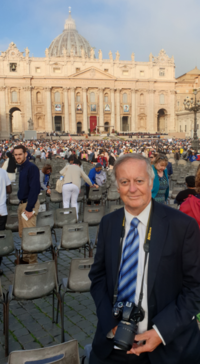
[0,42,24,60]
[70,67,116,80]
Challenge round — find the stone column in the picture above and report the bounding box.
[0,86,10,138]
[148,90,155,132]
[131,89,136,131]
[169,90,176,132]
[111,88,115,130]
[63,87,69,132]
[71,88,76,133]
[99,88,104,127]
[83,87,88,133]
[23,86,33,124]
[45,87,52,132]
[116,89,120,131]
[135,90,139,132]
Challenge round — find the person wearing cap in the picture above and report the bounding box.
[175,176,197,205]
[86,163,102,205]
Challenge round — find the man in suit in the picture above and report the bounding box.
[89,154,200,364]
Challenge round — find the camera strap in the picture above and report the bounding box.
[113,200,153,307]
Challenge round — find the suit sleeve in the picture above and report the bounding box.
[152,218,200,345]
[89,218,119,336]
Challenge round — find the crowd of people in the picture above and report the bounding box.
[0,136,199,167]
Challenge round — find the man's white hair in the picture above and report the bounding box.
[113,153,155,186]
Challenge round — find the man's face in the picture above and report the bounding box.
[95,167,102,173]
[13,149,27,164]
[116,159,153,215]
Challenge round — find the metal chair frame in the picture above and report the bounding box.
[4,261,64,357]
[56,258,93,342]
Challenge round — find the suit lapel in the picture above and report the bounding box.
[111,208,124,288]
[148,201,168,301]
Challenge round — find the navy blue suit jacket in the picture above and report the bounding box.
[89,201,200,363]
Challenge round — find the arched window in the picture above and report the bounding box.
[36,92,42,103]
[76,93,81,102]
[90,92,95,103]
[54,92,60,103]
[160,94,165,105]
[140,93,144,104]
[123,93,128,103]
[104,93,108,102]
[11,91,18,103]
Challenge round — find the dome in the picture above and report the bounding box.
[48,8,92,57]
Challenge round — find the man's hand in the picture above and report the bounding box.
[47,189,51,194]
[25,211,34,220]
[93,184,99,188]
[112,326,118,336]
[127,329,162,356]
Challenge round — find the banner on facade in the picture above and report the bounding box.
[55,104,62,112]
[91,104,97,112]
[105,104,111,111]
[124,105,129,112]
[77,104,82,111]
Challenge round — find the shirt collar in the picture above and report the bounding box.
[19,158,29,170]
[124,200,152,227]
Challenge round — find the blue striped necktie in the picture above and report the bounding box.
[117,217,140,303]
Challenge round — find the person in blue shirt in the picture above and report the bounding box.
[188,151,198,162]
[13,145,41,264]
[167,161,173,177]
[151,154,169,204]
[86,163,102,205]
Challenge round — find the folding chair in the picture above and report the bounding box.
[17,226,55,264]
[8,340,80,364]
[88,187,102,204]
[0,230,15,263]
[83,206,105,226]
[4,261,64,356]
[38,190,46,205]
[58,258,93,341]
[6,211,19,232]
[58,223,91,257]
[54,208,77,228]
[37,210,57,242]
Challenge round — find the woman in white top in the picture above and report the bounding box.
[60,159,98,220]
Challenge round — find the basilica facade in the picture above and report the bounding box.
[0,10,177,138]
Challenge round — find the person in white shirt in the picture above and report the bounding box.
[0,168,12,275]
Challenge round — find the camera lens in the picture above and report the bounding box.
[113,320,138,351]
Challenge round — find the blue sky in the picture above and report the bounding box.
[1,0,200,77]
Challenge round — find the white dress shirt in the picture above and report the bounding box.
[107,201,165,346]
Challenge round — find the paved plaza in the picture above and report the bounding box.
[0,202,102,363]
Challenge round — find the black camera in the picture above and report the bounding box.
[112,301,145,351]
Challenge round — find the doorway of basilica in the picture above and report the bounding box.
[157,109,167,132]
[54,116,62,132]
[90,116,97,132]
[77,122,82,134]
[9,107,22,133]
[122,116,129,132]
